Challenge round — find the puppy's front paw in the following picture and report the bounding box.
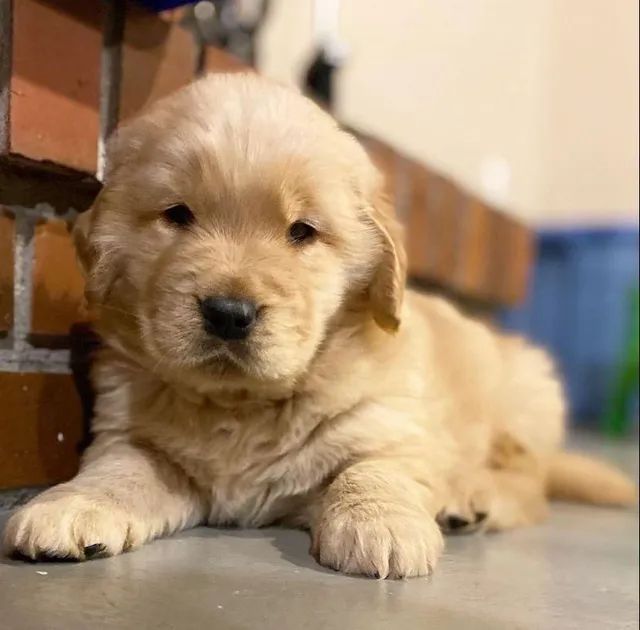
[3,489,145,561]
[311,511,443,579]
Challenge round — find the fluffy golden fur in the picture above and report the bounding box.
[4,74,635,578]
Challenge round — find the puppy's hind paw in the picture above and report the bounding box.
[436,509,488,535]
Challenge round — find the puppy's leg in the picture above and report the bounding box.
[310,459,444,578]
[438,434,548,534]
[436,467,492,535]
[484,469,548,530]
[438,468,548,534]
[3,439,205,561]
[484,432,549,530]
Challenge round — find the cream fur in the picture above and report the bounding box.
[3,74,634,578]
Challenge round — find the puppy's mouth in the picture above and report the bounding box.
[198,337,255,372]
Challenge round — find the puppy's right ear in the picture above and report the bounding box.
[73,189,116,305]
[73,204,96,280]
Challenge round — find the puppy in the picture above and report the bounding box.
[4,74,635,578]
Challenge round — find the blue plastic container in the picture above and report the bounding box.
[499,227,639,423]
[135,0,194,11]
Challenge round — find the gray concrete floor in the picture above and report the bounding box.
[1,436,638,630]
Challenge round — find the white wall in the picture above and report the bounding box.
[538,0,639,223]
[257,0,639,226]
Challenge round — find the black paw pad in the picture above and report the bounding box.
[83,543,107,559]
[446,515,470,530]
[437,509,489,535]
[35,551,77,563]
[10,550,37,563]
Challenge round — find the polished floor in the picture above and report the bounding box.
[1,436,637,630]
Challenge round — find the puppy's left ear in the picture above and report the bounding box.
[367,192,408,332]
[343,133,407,331]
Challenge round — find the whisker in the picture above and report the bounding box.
[100,304,142,320]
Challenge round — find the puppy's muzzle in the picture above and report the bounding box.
[200,296,257,341]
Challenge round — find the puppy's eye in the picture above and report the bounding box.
[288,221,317,244]
[162,204,194,227]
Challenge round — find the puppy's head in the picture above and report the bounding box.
[76,74,406,383]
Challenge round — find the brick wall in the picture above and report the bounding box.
[0,195,96,489]
[0,0,532,490]
[0,0,245,489]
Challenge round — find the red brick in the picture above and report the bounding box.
[504,221,534,305]
[486,212,534,306]
[0,372,83,489]
[452,198,493,300]
[32,218,87,336]
[405,162,430,278]
[119,7,197,122]
[10,0,103,173]
[423,173,463,283]
[0,209,13,333]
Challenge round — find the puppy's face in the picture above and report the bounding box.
[76,76,406,384]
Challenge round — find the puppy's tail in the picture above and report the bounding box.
[546,451,637,507]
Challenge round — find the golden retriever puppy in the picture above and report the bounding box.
[3,74,635,578]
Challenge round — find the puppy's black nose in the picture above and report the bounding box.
[200,296,257,340]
